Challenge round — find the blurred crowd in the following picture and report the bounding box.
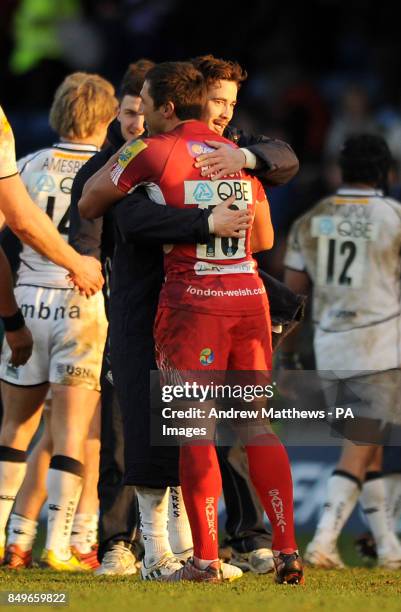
[2,0,401,280]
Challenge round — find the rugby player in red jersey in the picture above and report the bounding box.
[79,61,302,585]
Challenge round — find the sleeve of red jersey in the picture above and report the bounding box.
[110,138,164,194]
[250,179,274,253]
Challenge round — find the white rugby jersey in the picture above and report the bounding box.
[285,188,401,373]
[17,142,98,288]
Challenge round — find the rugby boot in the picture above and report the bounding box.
[71,544,100,570]
[273,550,304,585]
[377,533,401,569]
[231,548,274,574]
[95,541,139,576]
[164,557,223,583]
[40,548,83,571]
[3,544,32,569]
[220,562,243,582]
[141,552,183,581]
[304,540,345,569]
[170,547,242,581]
[172,547,193,562]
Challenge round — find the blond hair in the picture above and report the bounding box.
[49,72,118,139]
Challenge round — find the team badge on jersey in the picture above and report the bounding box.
[118,140,148,168]
[200,348,214,365]
[187,141,215,158]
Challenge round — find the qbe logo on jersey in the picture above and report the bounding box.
[185,180,252,262]
[185,179,252,208]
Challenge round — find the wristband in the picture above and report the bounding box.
[240,148,257,170]
[1,308,25,332]
[207,213,215,234]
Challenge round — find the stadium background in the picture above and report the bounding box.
[1,0,400,536]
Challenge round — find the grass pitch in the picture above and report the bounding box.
[1,568,401,612]
[0,537,400,612]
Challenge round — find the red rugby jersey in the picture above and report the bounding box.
[111,120,272,316]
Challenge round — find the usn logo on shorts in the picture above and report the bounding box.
[200,348,214,366]
[56,364,93,380]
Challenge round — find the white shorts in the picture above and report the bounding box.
[0,286,107,391]
[321,369,401,444]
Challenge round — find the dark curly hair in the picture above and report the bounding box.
[339,134,392,189]
[191,54,247,88]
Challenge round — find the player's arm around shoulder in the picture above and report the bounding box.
[195,124,299,186]
[235,128,299,186]
[79,137,154,220]
[250,180,274,253]
[78,145,129,219]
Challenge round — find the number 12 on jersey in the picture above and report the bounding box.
[312,215,374,289]
[319,237,361,287]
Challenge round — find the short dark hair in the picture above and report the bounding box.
[339,134,392,187]
[119,59,155,98]
[145,61,207,121]
[192,54,247,88]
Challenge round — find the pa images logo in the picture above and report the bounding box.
[200,347,214,365]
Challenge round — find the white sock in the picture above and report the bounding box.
[7,513,38,552]
[70,513,98,553]
[136,487,172,567]
[384,473,401,531]
[0,459,27,550]
[361,474,396,553]
[168,486,193,556]
[194,556,218,569]
[314,472,361,547]
[46,467,83,560]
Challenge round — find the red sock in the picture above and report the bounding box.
[179,444,221,561]
[246,433,297,552]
